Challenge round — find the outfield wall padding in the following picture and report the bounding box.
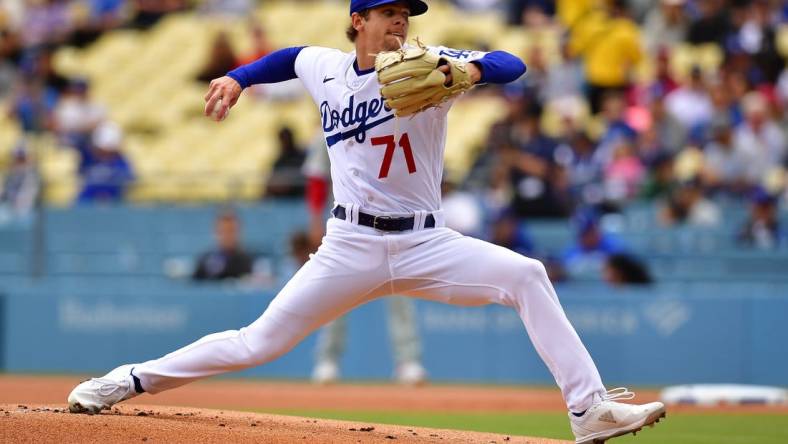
[2,281,786,386]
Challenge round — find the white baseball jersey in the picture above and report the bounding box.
[294,46,486,215]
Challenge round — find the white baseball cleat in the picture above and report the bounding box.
[569,388,666,444]
[311,360,340,385]
[68,364,141,414]
[395,360,427,385]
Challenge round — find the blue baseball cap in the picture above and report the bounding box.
[350,0,429,16]
[573,207,600,235]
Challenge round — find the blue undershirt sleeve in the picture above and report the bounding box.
[471,51,527,84]
[226,46,307,89]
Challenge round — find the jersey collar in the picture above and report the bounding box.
[353,59,375,76]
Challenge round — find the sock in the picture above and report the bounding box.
[130,368,146,394]
[571,409,587,417]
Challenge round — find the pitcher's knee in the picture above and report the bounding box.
[496,257,548,300]
[513,257,548,285]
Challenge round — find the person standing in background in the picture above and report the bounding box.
[192,209,254,281]
[566,0,643,114]
[77,121,134,203]
[236,23,273,66]
[738,188,785,250]
[302,134,427,385]
[265,126,307,198]
[196,31,239,83]
[0,142,40,220]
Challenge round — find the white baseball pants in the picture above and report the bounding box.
[134,217,606,412]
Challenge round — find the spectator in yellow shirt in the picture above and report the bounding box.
[567,0,643,114]
[557,0,597,29]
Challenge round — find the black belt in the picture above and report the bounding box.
[332,205,435,232]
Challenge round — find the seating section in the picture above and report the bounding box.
[0,2,512,205]
[2,2,781,287]
[0,1,737,205]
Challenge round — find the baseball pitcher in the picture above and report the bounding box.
[69,1,665,442]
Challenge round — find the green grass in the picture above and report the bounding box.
[254,409,788,444]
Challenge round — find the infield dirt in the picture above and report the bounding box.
[1,375,785,443]
[0,376,577,443]
[1,404,571,443]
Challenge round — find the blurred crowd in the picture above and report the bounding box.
[0,0,192,211]
[469,0,787,214]
[0,0,283,212]
[1,1,787,282]
[458,0,788,282]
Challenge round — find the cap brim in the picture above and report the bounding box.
[406,0,428,16]
[352,0,428,16]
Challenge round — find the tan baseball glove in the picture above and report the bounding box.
[375,40,475,117]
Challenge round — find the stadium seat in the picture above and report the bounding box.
[669,43,723,81]
[777,24,788,58]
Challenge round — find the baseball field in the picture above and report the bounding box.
[2,375,786,443]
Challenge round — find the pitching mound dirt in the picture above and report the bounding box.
[0,404,571,444]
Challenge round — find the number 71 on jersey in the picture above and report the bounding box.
[371,133,416,179]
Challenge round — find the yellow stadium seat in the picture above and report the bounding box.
[776,24,788,58]
[0,117,21,163]
[446,94,508,174]
[34,137,80,206]
[541,96,591,138]
[670,43,723,81]
[494,28,533,60]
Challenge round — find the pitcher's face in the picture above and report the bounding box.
[356,2,410,52]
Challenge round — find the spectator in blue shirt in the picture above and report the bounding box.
[562,208,627,277]
[507,104,570,218]
[11,76,58,133]
[77,121,134,203]
[738,188,785,250]
[490,208,535,257]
